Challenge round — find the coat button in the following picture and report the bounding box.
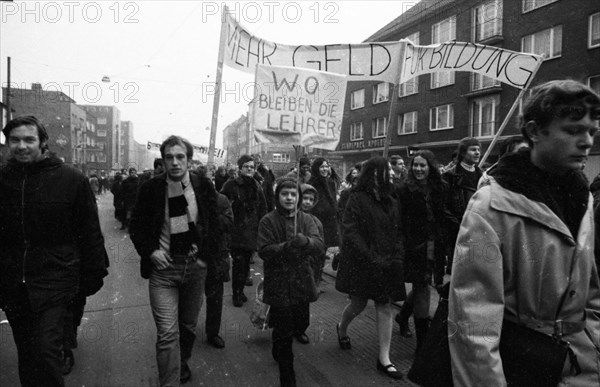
[569,290,576,297]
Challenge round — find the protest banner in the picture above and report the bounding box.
[223,10,402,83]
[399,40,542,89]
[250,64,347,150]
[148,141,225,159]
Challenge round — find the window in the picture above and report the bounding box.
[472,73,501,91]
[350,89,365,109]
[97,153,107,163]
[522,0,558,13]
[430,104,454,130]
[471,95,500,137]
[97,129,107,137]
[399,32,419,97]
[350,122,364,141]
[431,72,455,89]
[473,0,503,41]
[589,75,600,95]
[272,153,290,163]
[432,16,456,43]
[590,12,600,48]
[97,117,107,125]
[372,83,389,104]
[521,25,562,59]
[431,16,456,88]
[372,117,388,138]
[97,141,106,150]
[398,112,418,135]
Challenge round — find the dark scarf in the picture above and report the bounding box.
[489,148,589,239]
[168,180,196,255]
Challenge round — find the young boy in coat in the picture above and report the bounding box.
[257,178,325,387]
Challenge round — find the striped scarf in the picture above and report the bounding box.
[168,181,196,256]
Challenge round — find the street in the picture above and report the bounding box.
[0,193,419,387]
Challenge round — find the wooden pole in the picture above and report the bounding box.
[479,59,543,166]
[207,6,227,167]
[383,82,400,159]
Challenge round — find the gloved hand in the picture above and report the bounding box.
[290,233,309,248]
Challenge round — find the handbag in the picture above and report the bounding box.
[408,283,578,387]
[249,280,270,330]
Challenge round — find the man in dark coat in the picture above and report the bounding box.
[0,115,109,387]
[204,192,234,349]
[442,137,482,274]
[253,153,276,212]
[129,135,219,385]
[120,167,140,229]
[220,154,268,307]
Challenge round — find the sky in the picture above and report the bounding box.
[0,1,414,147]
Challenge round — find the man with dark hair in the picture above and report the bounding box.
[129,135,219,385]
[220,154,268,307]
[442,137,482,274]
[449,80,600,385]
[121,167,140,230]
[0,115,108,387]
[153,158,165,176]
[389,155,407,186]
[287,157,312,184]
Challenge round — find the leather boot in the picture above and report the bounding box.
[414,318,430,356]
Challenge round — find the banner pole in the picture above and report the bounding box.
[208,6,228,167]
[293,145,301,236]
[479,59,543,166]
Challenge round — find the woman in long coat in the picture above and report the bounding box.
[397,150,447,354]
[335,156,405,380]
[307,157,341,249]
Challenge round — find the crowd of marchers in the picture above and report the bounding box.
[1,79,600,387]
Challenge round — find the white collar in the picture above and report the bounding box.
[460,162,476,172]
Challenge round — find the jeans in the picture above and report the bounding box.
[5,285,67,387]
[149,259,207,387]
[231,249,252,294]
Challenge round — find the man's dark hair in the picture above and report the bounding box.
[520,80,600,146]
[153,158,164,169]
[390,155,403,166]
[2,115,49,152]
[499,135,527,156]
[456,137,481,162]
[237,154,254,169]
[160,135,193,159]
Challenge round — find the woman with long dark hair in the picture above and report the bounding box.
[335,156,405,380]
[307,157,342,248]
[397,150,447,355]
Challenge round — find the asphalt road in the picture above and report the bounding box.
[0,193,421,386]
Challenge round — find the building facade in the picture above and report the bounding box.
[223,114,334,177]
[333,0,600,179]
[81,104,121,172]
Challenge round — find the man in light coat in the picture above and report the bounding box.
[449,80,600,386]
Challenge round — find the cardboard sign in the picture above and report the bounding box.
[251,64,347,150]
[399,40,543,89]
[224,11,402,83]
